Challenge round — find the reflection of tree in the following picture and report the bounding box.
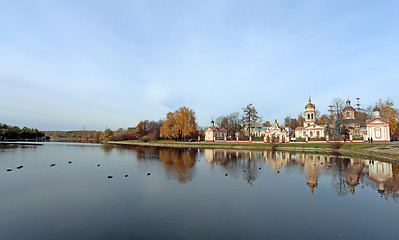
[108,144,399,200]
[159,148,197,183]
[101,144,113,153]
[204,149,399,200]
[0,144,19,151]
[330,157,351,197]
[134,146,160,160]
[384,165,399,202]
[204,149,262,185]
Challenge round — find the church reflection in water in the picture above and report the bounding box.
[112,145,399,200]
[204,149,399,200]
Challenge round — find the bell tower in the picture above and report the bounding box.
[304,89,316,127]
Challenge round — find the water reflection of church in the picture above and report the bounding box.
[204,149,399,200]
[129,146,398,199]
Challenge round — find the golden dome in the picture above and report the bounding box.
[306,92,315,108]
[306,102,315,108]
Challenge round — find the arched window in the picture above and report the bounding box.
[346,112,349,117]
[316,131,320,137]
[310,131,313,137]
[308,114,310,119]
[311,114,314,119]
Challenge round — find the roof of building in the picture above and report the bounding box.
[306,102,315,108]
[295,124,326,131]
[373,106,380,111]
[343,99,355,111]
[339,119,361,124]
[343,106,355,111]
[206,126,228,132]
[365,118,390,124]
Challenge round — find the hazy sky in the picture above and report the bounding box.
[1,0,398,130]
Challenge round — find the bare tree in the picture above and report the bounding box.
[215,116,225,128]
[331,98,345,120]
[315,109,321,122]
[364,105,374,118]
[215,112,242,137]
[284,116,291,127]
[227,112,241,136]
[255,116,264,127]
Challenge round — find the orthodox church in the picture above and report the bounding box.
[295,94,326,139]
[339,99,362,137]
[294,93,390,142]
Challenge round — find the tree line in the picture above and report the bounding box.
[0,123,45,140]
[44,107,198,142]
[41,96,399,142]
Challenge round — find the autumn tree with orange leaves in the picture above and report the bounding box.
[160,107,197,140]
[379,98,399,138]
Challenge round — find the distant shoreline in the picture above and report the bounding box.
[107,140,399,163]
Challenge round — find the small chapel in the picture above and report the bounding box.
[366,106,390,142]
[204,120,228,142]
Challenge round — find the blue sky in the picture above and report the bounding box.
[1,0,398,130]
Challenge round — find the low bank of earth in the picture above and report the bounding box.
[107,140,399,163]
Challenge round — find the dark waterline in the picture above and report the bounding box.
[0,142,398,240]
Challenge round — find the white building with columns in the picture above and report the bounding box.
[366,106,390,142]
[263,120,290,143]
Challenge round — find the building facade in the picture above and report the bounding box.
[295,94,326,139]
[264,120,290,143]
[294,95,391,142]
[204,120,228,142]
[365,106,390,142]
[339,99,363,138]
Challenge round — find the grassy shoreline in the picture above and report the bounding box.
[107,140,399,163]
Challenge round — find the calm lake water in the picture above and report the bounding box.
[0,142,398,240]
